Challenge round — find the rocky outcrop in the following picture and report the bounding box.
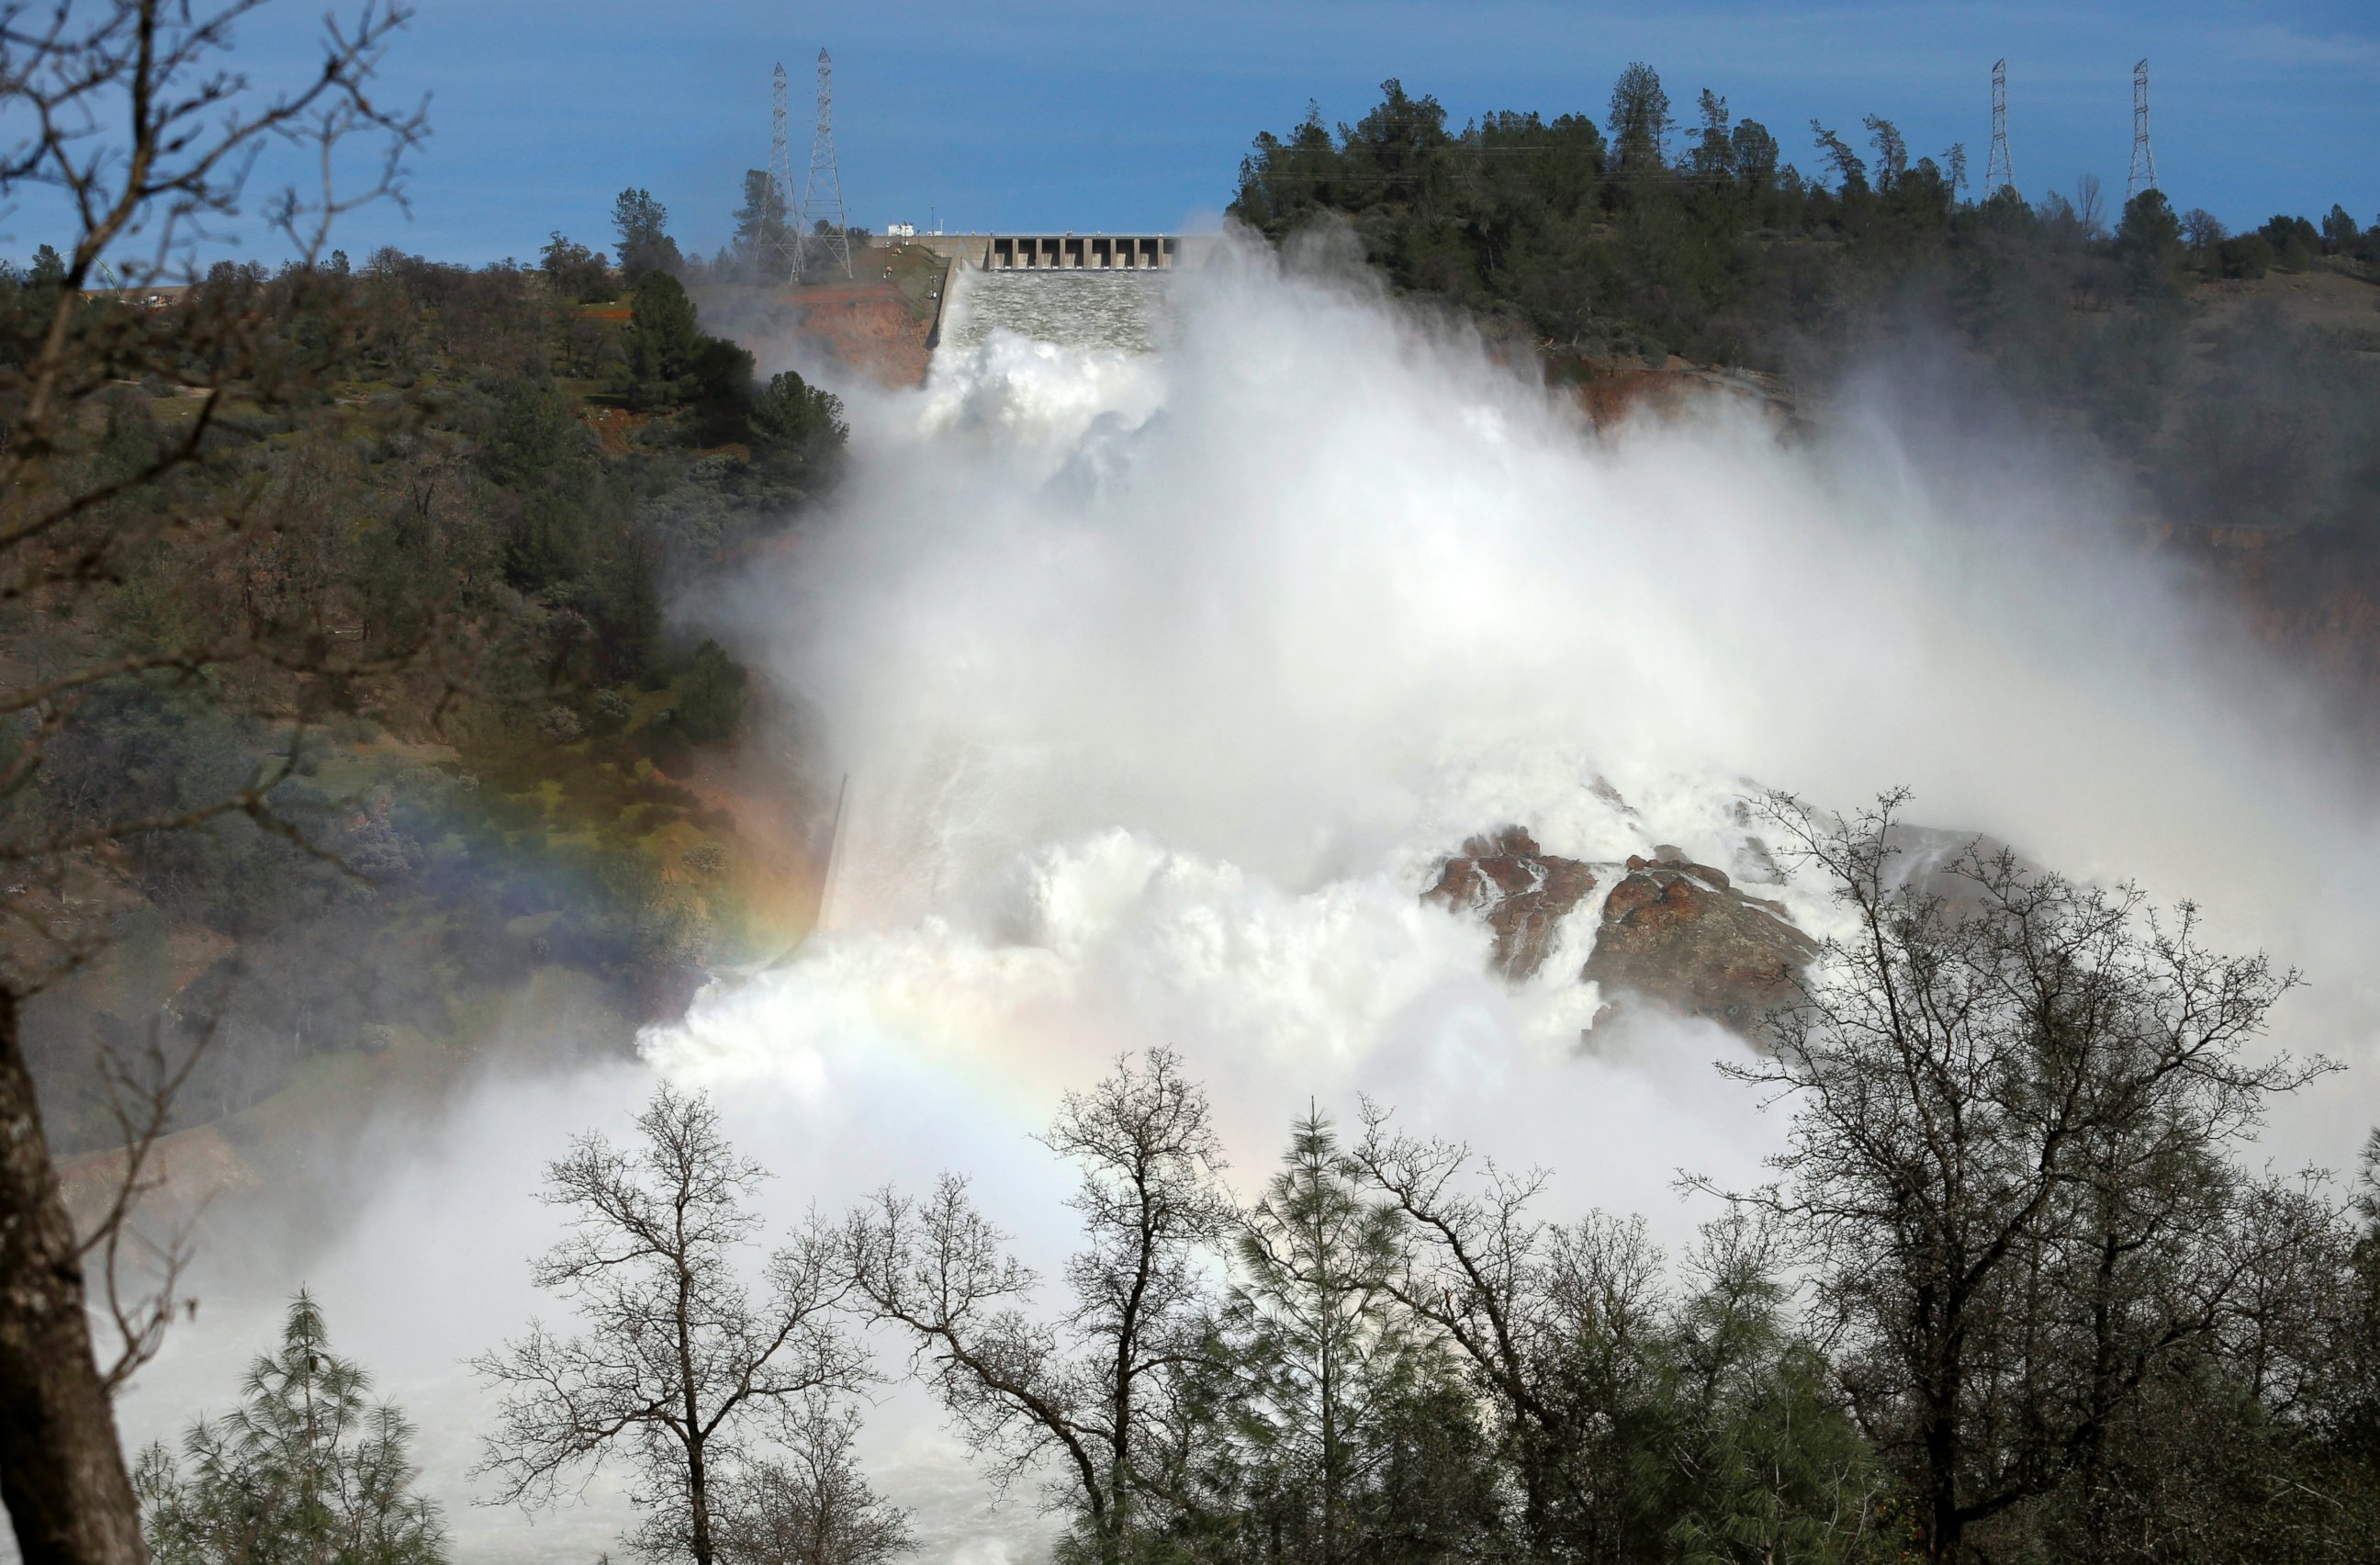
[1424,832,1819,1040]
[1421,827,1597,981]
[1583,847,1816,1034]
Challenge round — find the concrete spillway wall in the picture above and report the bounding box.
[892,232,1219,272]
[925,256,956,349]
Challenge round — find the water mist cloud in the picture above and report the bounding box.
[110,238,2380,1565]
[685,240,2380,1162]
[634,251,2380,1565]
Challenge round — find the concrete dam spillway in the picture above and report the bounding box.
[932,259,1173,354]
[778,230,1201,381]
[892,232,1206,356]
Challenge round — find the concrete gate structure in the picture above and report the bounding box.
[896,232,1212,271]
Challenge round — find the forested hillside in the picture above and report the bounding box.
[6,14,2380,1565]
[3,210,848,1160]
[1231,74,2380,654]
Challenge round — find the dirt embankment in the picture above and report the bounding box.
[774,244,952,389]
[58,1123,258,1240]
[785,279,933,388]
[2147,522,2380,724]
[2144,269,2380,728]
[1558,353,1797,432]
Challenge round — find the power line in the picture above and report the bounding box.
[1985,58,2016,197]
[767,63,800,281]
[2127,58,2159,202]
[798,49,851,281]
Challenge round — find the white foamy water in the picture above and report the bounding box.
[937,267,1173,355]
[634,242,2380,1551]
[107,239,2380,1565]
[686,242,2380,1129]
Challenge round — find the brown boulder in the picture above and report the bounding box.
[1423,826,1598,981]
[1584,855,1815,1034]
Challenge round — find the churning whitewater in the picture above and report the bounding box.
[109,243,2380,1565]
[663,241,2380,1172]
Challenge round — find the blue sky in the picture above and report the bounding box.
[32,0,2380,265]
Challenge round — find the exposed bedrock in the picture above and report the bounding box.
[1423,831,1817,1038]
[1583,848,1817,1035]
[1421,827,1599,982]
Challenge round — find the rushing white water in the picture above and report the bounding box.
[106,239,2380,1565]
[936,268,1174,355]
[683,241,2380,1126]
[633,241,2380,1551]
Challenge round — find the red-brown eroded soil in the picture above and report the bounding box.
[780,278,934,389]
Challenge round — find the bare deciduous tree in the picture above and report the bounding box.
[841,1048,1230,1564]
[1348,1109,1572,1544]
[474,1085,869,1565]
[712,1391,912,1565]
[1349,1111,1698,1558]
[0,6,427,1563]
[1701,790,2332,1564]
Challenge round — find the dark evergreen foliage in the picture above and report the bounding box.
[1229,71,2380,553]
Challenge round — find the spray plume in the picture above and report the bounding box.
[113,239,2380,1565]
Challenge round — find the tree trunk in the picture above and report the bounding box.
[688,1489,713,1565]
[1319,1333,1338,1565]
[683,1424,714,1565]
[1106,1339,1130,1565]
[1925,1407,1960,1565]
[683,1409,714,1565]
[0,987,148,1565]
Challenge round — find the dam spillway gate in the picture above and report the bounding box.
[988,234,1174,270]
[905,233,1185,271]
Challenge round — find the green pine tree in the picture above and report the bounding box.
[134,1291,447,1565]
[1227,1108,1415,1565]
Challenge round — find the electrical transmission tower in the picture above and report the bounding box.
[1985,58,2016,197]
[767,63,800,280]
[798,48,851,281]
[2127,58,2159,200]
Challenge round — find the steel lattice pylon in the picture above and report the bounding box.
[1985,58,2016,197]
[766,63,801,281]
[799,49,851,281]
[2127,58,2159,200]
